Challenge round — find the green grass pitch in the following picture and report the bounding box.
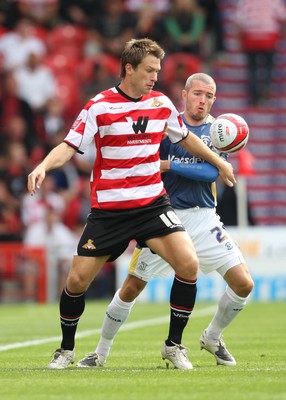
[0,301,285,400]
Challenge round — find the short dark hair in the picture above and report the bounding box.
[120,38,165,78]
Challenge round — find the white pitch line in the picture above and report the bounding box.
[0,305,217,352]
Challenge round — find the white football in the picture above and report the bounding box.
[210,113,249,153]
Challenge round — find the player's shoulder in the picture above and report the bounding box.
[83,87,119,110]
[90,87,118,103]
[205,114,215,124]
[149,89,170,103]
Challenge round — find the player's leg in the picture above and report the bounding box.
[78,203,198,370]
[48,254,109,369]
[94,244,175,362]
[147,230,198,281]
[147,231,199,370]
[206,263,254,339]
[177,207,254,366]
[77,274,147,367]
[201,263,254,365]
[49,206,139,369]
[77,244,171,367]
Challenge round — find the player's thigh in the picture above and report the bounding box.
[181,208,244,274]
[67,255,109,292]
[146,231,198,278]
[223,263,254,297]
[128,246,173,281]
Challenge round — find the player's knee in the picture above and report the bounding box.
[120,278,146,302]
[244,277,254,296]
[174,253,199,279]
[121,286,139,302]
[236,277,254,298]
[67,270,90,293]
[187,252,199,271]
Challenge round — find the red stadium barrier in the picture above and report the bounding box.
[0,243,47,303]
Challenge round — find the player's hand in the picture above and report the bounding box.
[27,166,46,195]
[217,160,236,187]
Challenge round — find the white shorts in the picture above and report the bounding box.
[128,207,245,281]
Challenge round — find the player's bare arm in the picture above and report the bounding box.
[160,159,170,172]
[27,143,76,195]
[180,132,236,187]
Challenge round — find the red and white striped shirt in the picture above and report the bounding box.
[234,0,286,50]
[64,86,188,210]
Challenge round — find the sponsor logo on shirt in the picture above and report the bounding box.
[127,133,152,145]
[169,155,203,164]
[132,116,149,133]
[201,134,210,146]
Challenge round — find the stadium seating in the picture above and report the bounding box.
[77,53,120,84]
[160,52,202,85]
[54,73,81,115]
[212,0,286,225]
[46,24,87,58]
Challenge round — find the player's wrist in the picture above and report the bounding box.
[212,146,228,159]
[161,159,171,172]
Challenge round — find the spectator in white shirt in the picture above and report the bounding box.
[234,0,286,105]
[124,0,170,15]
[23,204,78,297]
[14,51,57,113]
[0,18,46,70]
[21,173,65,228]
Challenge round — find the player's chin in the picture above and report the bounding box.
[145,86,153,93]
[195,110,206,119]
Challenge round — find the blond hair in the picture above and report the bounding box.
[185,73,216,92]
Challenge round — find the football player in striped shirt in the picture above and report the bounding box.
[77,73,253,370]
[27,40,236,370]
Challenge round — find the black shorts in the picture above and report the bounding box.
[77,195,185,261]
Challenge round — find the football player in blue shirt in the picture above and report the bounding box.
[77,73,254,370]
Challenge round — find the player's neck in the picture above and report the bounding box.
[118,82,143,101]
[183,113,204,127]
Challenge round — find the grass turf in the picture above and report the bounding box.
[0,301,285,400]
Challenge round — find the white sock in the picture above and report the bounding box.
[205,286,249,340]
[95,289,136,358]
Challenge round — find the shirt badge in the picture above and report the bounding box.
[82,239,96,250]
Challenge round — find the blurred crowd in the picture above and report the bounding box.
[1,0,285,301]
[0,0,226,300]
[0,0,225,246]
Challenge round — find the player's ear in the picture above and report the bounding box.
[125,63,133,75]
[182,89,187,101]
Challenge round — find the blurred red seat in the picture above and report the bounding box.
[55,73,81,115]
[161,52,202,85]
[77,53,120,84]
[30,25,49,43]
[0,26,8,37]
[44,52,78,76]
[47,24,87,57]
